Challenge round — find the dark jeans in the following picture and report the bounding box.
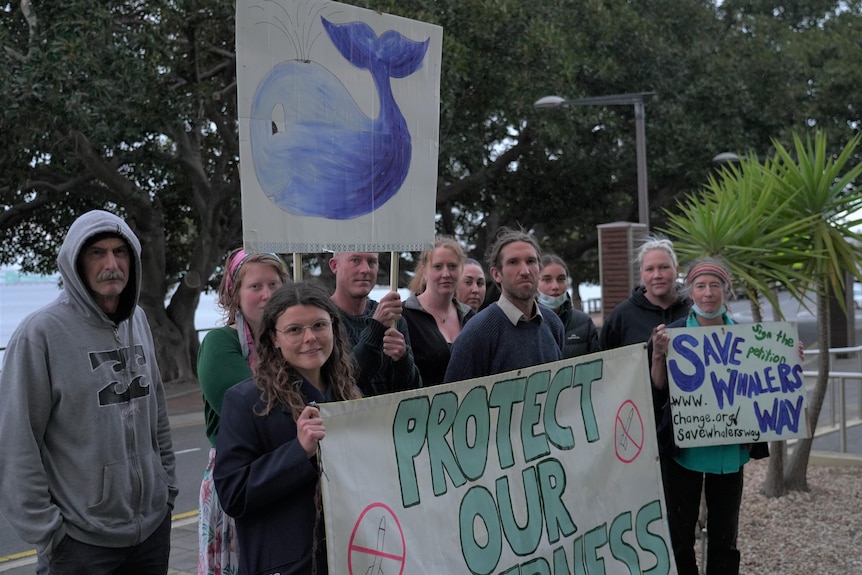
[47,510,172,575]
[661,457,743,575]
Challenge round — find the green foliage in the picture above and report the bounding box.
[662,129,862,492]
[3,0,862,377]
[766,132,862,300]
[661,152,821,312]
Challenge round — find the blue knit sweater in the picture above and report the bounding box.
[443,303,564,383]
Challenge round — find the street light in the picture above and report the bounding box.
[712,151,740,164]
[535,92,656,228]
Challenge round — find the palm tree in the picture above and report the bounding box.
[662,130,862,495]
[664,151,816,318]
[763,131,862,491]
[663,149,820,497]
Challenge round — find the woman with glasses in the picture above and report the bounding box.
[214,282,361,575]
[196,248,288,575]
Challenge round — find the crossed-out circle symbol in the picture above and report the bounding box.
[348,502,406,575]
[614,400,645,463]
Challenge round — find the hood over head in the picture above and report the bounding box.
[57,210,141,323]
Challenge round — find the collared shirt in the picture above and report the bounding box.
[497,293,544,326]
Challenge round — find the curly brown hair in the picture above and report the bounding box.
[253,281,360,418]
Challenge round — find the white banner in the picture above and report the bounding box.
[320,345,677,575]
[236,0,442,252]
[665,321,809,448]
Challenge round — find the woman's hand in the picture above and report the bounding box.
[651,324,670,390]
[297,405,326,458]
[652,324,669,359]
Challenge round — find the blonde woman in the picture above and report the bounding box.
[402,237,474,386]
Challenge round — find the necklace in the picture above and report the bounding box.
[419,293,454,324]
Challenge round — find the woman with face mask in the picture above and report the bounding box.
[650,258,773,575]
[537,255,599,358]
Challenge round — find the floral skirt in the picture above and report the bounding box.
[199,448,239,575]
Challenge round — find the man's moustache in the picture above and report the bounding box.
[97,271,125,281]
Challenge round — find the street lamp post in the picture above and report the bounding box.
[535,92,656,228]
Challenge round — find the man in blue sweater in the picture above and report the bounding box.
[444,227,564,383]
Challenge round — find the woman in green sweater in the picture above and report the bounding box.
[196,248,288,575]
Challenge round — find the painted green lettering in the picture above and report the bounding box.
[459,486,502,575]
[552,545,572,575]
[453,386,491,481]
[489,377,526,469]
[636,500,672,575]
[519,557,551,575]
[583,524,608,574]
[573,360,603,443]
[392,396,429,507]
[496,467,543,556]
[428,392,466,496]
[522,371,551,462]
[537,458,577,544]
[545,366,575,450]
[608,511,640,574]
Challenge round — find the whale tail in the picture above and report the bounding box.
[321,17,429,78]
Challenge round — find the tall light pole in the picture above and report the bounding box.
[535,92,656,228]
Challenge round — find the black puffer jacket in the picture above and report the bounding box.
[544,294,600,358]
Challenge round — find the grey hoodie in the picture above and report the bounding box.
[0,210,177,555]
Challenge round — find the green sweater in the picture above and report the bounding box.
[197,326,252,447]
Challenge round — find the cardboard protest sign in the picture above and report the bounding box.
[319,345,677,575]
[236,0,442,253]
[665,321,809,448]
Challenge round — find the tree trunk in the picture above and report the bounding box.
[762,286,787,497]
[143,299,197,383]
[761,441,787,497]
[786,282,831,491]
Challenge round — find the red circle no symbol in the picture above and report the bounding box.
[348,502,406,575]
[614,400,645,463]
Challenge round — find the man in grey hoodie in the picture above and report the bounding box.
[0,210,177,574]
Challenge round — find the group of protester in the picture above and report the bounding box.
[0,209,763,575]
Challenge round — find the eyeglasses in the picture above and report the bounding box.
[274,319,333,343]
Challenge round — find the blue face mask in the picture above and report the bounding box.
[692,303,726,319]
[538,292,568,309]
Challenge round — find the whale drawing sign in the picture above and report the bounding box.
[319,345,678,574]
[665,321,810,448]
[236,1,442,252]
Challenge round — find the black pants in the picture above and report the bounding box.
[661,457,743,575]
[46,510,172,575]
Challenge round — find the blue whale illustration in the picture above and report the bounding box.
[249,17,430,220]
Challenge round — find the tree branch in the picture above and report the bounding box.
[69,130,151,213]
[436,126,534,207]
